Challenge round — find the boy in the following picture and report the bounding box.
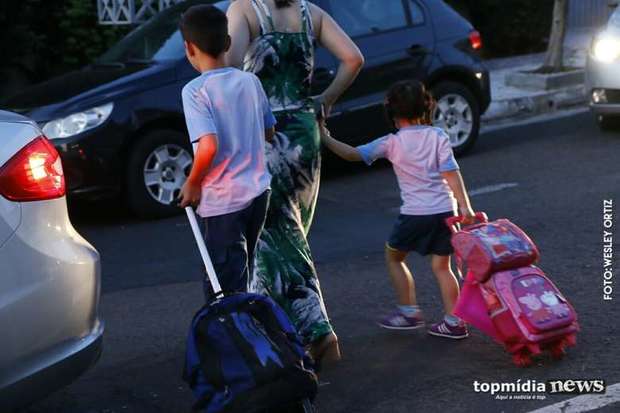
[178,5,275,294]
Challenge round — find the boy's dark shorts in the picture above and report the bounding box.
[387,211,455,256]
[202,189,270,296]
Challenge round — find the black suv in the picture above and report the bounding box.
[2,0,490,218]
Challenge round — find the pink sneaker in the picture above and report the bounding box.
[378,310,425,330]
[428,320,469,339]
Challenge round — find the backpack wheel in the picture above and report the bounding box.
[512,350,533,367]
[549,342,566,360]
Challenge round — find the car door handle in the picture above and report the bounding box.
[407,44,430,56]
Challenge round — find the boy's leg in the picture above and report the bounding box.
[378,245,424,330]
[245,189,270,279]
[428,254,468,339]
[203,209,250,296]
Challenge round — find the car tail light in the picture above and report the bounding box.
[469,30,482,50]
[0,136,65,202]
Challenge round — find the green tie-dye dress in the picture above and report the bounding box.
[244,0,333,344]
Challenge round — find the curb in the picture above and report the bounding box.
[481,85,587,125]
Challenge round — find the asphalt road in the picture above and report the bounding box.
[26,110,620,412]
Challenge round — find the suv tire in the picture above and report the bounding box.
[431,81,480,156]
[127,129,193,218]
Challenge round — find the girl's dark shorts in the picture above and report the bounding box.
[387,211,455,256]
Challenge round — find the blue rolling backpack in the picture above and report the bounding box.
[183,207,318,413]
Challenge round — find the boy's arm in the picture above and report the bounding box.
[441,170,475,224]
[265,126,275,143]
[319,124,362,162]
[179,134,218,208]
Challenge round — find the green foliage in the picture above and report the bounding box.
[0,0,130,84]
[445,0,555,58]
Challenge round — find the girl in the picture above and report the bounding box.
[320,80,475,339]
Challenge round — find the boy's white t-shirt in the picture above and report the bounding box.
[356,125,459,216]
[182,67,275,218]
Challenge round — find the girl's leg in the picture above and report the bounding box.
[385,245,416,306]
[428,254,468,338]
[379,245,424,330]
[430,254,459,314]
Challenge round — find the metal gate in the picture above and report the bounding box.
[569,0,616,28]
[98,0,184,25]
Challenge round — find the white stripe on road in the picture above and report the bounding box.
[527,383,620,413]
[469,182,519,197]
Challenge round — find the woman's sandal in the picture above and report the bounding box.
[309,332,341,372]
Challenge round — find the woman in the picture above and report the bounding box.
[226,0,363,364]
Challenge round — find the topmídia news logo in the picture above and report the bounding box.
[473,379,606,400]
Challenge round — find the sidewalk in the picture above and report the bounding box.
[482,28,594,124]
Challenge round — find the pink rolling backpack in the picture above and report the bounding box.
[448,213,579,367]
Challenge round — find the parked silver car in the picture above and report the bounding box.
[586,4,620,129]
[0,110,103,410]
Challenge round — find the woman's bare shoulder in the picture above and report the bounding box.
[228,0,252,14]
[307,1,326,31]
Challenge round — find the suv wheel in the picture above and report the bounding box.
[127,129,193,218]
[431,81,480,156]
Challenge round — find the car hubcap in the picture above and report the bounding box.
[143,144,192,205]
[433,94,474,147]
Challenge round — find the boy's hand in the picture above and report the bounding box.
[179,180,202,208]
[459,206,476,225]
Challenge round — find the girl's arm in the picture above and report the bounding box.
[320,124,362,162]
[311,3,364,116]
[441,170,475,223]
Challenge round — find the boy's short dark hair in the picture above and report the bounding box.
[384,80,435,126]
[179,5,229,58]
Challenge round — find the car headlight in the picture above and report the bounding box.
[42,103,114,139]
[592,35,620,63]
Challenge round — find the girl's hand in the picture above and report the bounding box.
[319,122,331,141]
[460,206,476,225]
[315,93,334,118]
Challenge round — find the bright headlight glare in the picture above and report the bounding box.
[43,103,114,139]
[593,36,620,63]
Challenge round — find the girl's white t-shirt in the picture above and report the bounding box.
[356,125,459,216]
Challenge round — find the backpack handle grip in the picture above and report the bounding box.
[445,212,489,234]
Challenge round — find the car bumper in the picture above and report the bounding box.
[0,325,103,411]
[0,197,103,409]
[585,55,620,115]
[50,124,126,200]
[477,68,492,112]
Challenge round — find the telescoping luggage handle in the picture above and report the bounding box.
[445,212,489,234]
[185,206,223,295]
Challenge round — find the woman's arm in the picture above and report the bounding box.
[311,4,364,116]
[319,124,362,162]
[226,0,252,68]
